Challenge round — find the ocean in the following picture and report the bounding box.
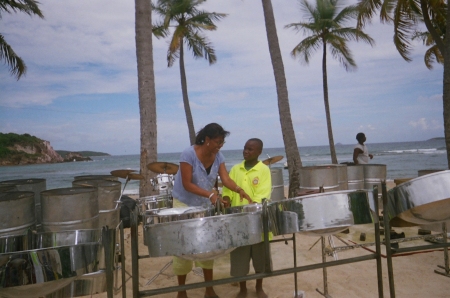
[0,139,447,195]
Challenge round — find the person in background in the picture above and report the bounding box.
[353,132,373,164]
[172,123,252,298]
[222,138,272,298]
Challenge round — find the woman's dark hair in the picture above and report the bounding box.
[356,132,365,141]
[195,123,230,145]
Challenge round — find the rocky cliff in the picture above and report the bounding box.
[0,133,63,166]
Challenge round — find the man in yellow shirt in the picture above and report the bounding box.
[222,138,272,298]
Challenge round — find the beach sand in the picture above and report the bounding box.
[89,182,450,298]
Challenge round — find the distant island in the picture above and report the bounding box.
[0,132,110,166]
[427,137,445,141]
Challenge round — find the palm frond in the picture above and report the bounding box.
[291,35,322,65]
[423,44,443,69]
[184,31,216,64]
[0,33,26,79]
[152,21,170,38]
[356,0,382,28]
[0,0,44,19]
[327,35,357,71]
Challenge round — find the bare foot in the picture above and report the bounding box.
[204,289,219,298]
[236,289,247,298]
[177,291,188,298]
[256,288,268,298]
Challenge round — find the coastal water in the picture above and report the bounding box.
[0,139,447,195]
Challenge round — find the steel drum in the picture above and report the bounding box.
[267,190,375,236]
[0,191,36,237]
[0,229,102,298]
[138,193,173,215]
[387,170,450,227]
[144,206,263,261]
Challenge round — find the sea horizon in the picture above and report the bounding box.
[1,139,447,195]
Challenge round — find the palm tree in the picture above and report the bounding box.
[0,0,43,80]
[260,0,303,198]
[152,0,226,145]
[356,0,450,168]
[135,0,158,196]
[286,0,374,164]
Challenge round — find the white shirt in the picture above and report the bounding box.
[355,143,369,164]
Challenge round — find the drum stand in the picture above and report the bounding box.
[434,222,450,277]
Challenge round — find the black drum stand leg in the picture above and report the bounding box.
[382,181,396,298]
[372,186,384,298]
[293,233,300,297]
[435,222,450,277]
[119,221,127,298]
[103,226,114,298]
[316,236,332,298]
[131,209,139,298]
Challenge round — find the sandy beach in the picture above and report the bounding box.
[89,182,450,298]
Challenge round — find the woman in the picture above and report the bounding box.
[172,123,251,298]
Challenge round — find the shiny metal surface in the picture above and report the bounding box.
[99,208,121,229]
[138,194,173,215]
[347,165,364,190]
[0,243,101,298]
[387,170,450,227]
[0,234,31,253]
[144,212,263,260]
[40,187,99,232]
[72,179,121,210]
[142,206,214,246]
[270,168,284,201]
[322,164,348,190]
[224,203,263,214]
[45,270,106,298]
[0,192,35,237]
[143,206,215,225]
[267,190,375,236]
[299,166,339,193]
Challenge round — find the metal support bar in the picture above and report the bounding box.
[293,233,299,297]
[131,209,139,298]
[103,227,114,298]
[372,186,384,298]
[120,221,127,298]
[138,254,377,297]
[382,181,396,298]
[316,236,332,297]
[434,222,450,277]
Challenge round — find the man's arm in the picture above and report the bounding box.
[353,148,363,164]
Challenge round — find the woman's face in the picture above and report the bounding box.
[206,136,225,152]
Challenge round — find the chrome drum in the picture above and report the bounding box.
[267,190,375,236]
[144,211,263,261]
[387,170,450,227]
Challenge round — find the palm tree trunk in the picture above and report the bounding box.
[443,4,450,168]
[179,41,196,145]
[135,0,158,196]
[322,42,338,164]
[261,0,302,198]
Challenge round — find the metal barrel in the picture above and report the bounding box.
[0,191,36,237]
[40,187,99,232]
[363,164,386,208]
[270,168,285,201]
[346,165,365,190]
[72,179,122,229]
[418,169,444,176]
[0,178,46,231]
[299,165,339,193]
[73,175,118,181]
[322,164,348,190]
[0,184,17,192]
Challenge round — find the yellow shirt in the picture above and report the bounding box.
[222,160,272,206]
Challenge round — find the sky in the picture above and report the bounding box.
[0,0,444,155]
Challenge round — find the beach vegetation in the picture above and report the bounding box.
[260,0,303,197]
[135,0,159,196]
[151,0,226,145]
[0,0,44,80]
[356,0,450,168]
[286,0,374,164]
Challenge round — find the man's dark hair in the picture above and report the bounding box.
[356,132,365,142]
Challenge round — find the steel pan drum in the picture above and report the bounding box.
[142,206,214,246]
[138,194,173,215]
[0,229,103,298]
[267,190,375,236]
[144,211,263,261]
[0,191,36,237]
[387,170,450,227]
